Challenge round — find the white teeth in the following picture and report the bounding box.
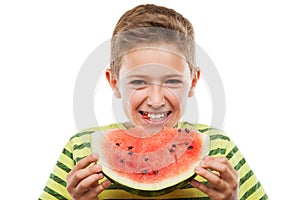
[147,112,168,121]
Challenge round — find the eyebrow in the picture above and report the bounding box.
[127,74,183,79]
[164,74,184,78]
[127,74,148,79]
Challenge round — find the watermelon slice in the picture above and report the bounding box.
[91,126,209,197]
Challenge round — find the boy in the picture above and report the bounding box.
[40,4,268,199]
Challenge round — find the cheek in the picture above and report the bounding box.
[122,89,147,110]
[165,86,189,108]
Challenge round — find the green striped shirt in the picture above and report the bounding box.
[39,122,268,199]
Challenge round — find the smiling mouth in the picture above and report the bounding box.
[139,111,172,121]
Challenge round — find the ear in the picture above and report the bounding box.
[188,68,200,97]
[105,68,121,98]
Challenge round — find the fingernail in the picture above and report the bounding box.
[190,179,197,186]
[204,155,210,160]
[195,167,201,172]
[94,164,101,172]
[92,153,99,159]
[200,161,206,167]
[103,180,112,187]
[200,156,210,167]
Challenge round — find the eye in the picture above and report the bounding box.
[129,80,147,85]
[129,80,148,89]
[163,79,183,88]
[166,79,182,84]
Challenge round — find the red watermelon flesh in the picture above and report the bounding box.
[91,126,209,196]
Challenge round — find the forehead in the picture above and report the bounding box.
[119,44,190,77]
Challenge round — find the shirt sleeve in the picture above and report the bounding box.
[39,140,75,200]
[207,128,269,200]
[39,130,94,200]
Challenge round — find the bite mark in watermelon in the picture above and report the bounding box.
[91,126,209,197]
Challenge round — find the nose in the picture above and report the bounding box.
[146,83,165,108]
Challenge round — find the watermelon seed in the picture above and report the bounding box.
[128,146,133,150]
[178,129,181,133]
[144,158,149,161]
[115,143,120,146]
[142,169,148,174]
[169,148,174,153]
[185,128,190,133]
[154,170,159,175]
[188,146,193,150]
[184,142,189,146]
[128,151,134,155]
[172,144,176,148]
[120,159,124,163]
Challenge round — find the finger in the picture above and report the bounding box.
[69,154,99,177]
[213,157,238,175]
[201,156,238,183]
[190,179,225,199]
[194,166,227,191]
[67,164,102,189]
[84,180,112,199]
[75,173,104,194]
[66,154,98,185]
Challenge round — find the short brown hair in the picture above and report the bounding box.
[110,4,195,79]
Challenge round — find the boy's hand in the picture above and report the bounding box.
[66,154,111,200]
[190,156,239,200]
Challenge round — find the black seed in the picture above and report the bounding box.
[128,151,134,155]
[115,143,120,146]
[184,141,189,146]
[169,148,174,153]
[120,159,124,163]
[185,128,190,133]
[142,169,148,174]
[188,146,193,150]
[154,170,159,175]
[172,144,176,148]
[178,129,181,133]
[144,158,149,162]
[128,146,133,150]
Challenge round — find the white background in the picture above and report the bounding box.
[1,0,299,199]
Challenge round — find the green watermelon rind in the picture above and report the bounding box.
[103,172,197,197]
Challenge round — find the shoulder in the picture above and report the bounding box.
[178,122,231,140]
[70,123,125,140]
[67,123,125,163]
[178,122,234,156]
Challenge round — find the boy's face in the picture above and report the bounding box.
[106,44,199,132]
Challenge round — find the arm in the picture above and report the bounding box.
[191,156,238,200]
[39,140,76,200]
[66,154,111,200]
[191,128,268,200]
[39,133,111,200]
